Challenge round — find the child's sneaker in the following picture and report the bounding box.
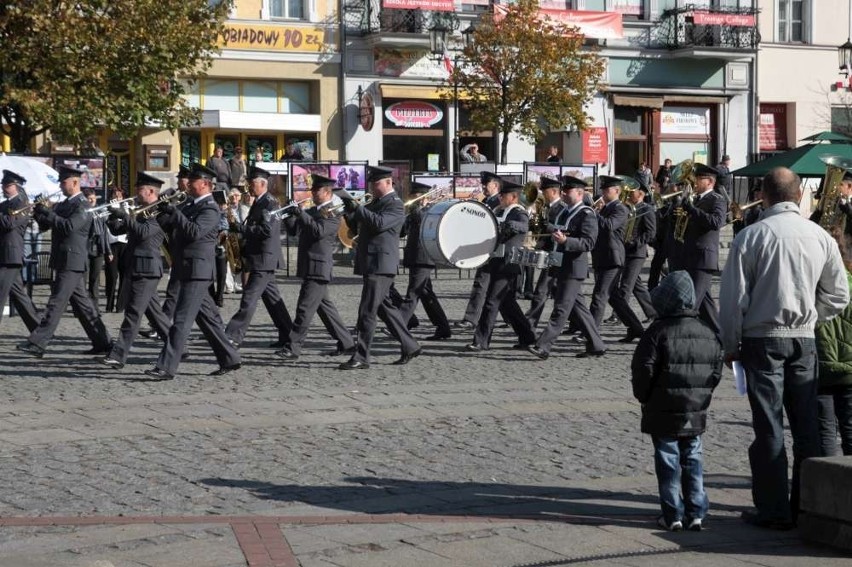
[657,516,683,531]
[687,518,703,532]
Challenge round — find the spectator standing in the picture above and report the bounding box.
[716,155,733,203]
[206,145,231,192]
[546,145,561,163]
[719,167,849,530]
[460,143,487,163]
[104,186,127,313]
[632,270,722,532]
[635,161,653,190]
[655,159,673,189]
[252,147,264,165]
[229,146,248,192]
[280,142,304,161]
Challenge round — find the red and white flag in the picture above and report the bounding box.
[442,49,454,75]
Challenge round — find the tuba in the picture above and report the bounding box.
[671,159,696,243]
[616,176,641,244]
[815,155,852,233]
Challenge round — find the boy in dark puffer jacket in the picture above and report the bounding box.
[631,270,723,532]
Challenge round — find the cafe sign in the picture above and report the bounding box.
[219,23,327,53]
[384,101,444,128]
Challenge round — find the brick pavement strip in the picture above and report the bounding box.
[0,263,848,565]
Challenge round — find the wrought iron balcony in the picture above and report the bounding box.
[344,0,459,38]
[658,4,760,51]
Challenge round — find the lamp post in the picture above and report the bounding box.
[431,24,476,173]
[840,38,852,77]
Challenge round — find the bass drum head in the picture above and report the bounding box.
[420,200,498,269]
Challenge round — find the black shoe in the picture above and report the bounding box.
[275,348,299,360]
[527,345,549,360]
[142,368,174,381]
[98,356,124,369]
[209,363,241,376]
[570,334,586,344]
[139,328,158,339]
[181,352,191,362]
[452,320,475,330]
[425,332,452,341]
[464,343,483,352]
[82,344,112,355]
[576,350,606,358]
[511,343,530,350]
[407,320,420,330]
[268,339,286,348]
[338,359,370,370]
[604,315,619,324]
[740,510,794,531]
[642,316,656,324]
[16,342,45,358]
[617,332,642,344]
[215,298,224,307]
[324,346,356,357]
[392,347,423,365]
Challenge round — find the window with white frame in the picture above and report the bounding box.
[778,0,806,43]
[271,0,305,19]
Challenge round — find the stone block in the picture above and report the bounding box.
[799,456,852,551]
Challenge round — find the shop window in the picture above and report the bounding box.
[281,82,311,113]
[179,131,201,167]
[777,0,807,43]
[660,141,710,165]
[831,106,852,139]
[612,0,645,19]
[614,107,644,137]
[243,82,278,113]
[271,0,305,19]
[584,0,606,10]
[205,80,240,112]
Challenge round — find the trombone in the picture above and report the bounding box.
[9,190,63,216]
[729,200,763,223]
[131,190,188,219]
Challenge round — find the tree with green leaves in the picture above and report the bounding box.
[0,0,228,153]
[444,0,605,164]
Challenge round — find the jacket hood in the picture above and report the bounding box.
[651,270,695,316]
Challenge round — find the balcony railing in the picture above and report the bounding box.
[344,0,459,36]
[658,4,760,50]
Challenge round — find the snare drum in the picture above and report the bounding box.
[420,199,498,269]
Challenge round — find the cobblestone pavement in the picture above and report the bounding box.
[0,260,848,566]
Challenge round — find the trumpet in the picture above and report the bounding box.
[131,190,188,218]
[270,197,313,220]
[88,197,136,219]
[9,190,63,216]
[730,199,763,222]
[653,190,682,208]
[404,187,448,210]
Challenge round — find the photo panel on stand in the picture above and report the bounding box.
[290,163,331,204]
[454,174,482,201]
[524,163,561,185]
[379,160,412,200]
[411,174,454,204]
[561,165,597,190]
[54,156,105,202]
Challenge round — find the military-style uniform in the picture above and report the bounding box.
[534,201,605,356]
[589,193,629,328]
[280,191,353,357]
[0,172,39,331]
[398,185,451,340]
[150,165,240,378]
[525,192,568,328]
[225,178,292,346]
[105,177,171,364]
[21,168,112,354]
[609,199,657,338]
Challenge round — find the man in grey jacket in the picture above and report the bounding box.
[719,166,849,530]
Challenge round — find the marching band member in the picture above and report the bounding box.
[224,166,292,348]
[667,163,726,333]
[17,166,112,358]
[525,175,567,328]
[337,166,422,369]
[609,180,657,342]
[276,174,354,360]
[453,171,502,330]
[98,172,171,368]
[528,176,605,359]
[143,163,241,380]
[398,181,452,341]
[589,175,629,330]
[466,178,536,351]
[0,170,39,332]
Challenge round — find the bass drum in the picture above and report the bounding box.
[420,199,498,269]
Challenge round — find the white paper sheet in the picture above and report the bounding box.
[732,361,747,396]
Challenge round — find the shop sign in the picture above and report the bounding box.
[219,23,326,53]
[759,103,788,151]
[384,101,444,128]
[382,0,454,11]
[692,11,756,27]
[582,127,609,164]
[494,5,623,40]
[661,106,709,136]
[360,91,375,132]
[375,49,448,79]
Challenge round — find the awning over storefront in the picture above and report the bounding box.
[612,95,664,109]
[380,85,442,101]
[663,95,728,104]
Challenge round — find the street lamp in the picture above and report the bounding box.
[840,38,852,76]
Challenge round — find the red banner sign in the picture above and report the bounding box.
[382,0,454,11]
[692,11,756,27]
[759,104,788,152]
[384,101,444,128]
[582,127,609,164]
[494,5,623,40]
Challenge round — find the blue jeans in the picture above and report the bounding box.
[818,386,852,456]
[652,435,709,524]
[741,337,820,523]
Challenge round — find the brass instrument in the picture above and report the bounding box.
[270,197,313,220]
[653,190,682,208]
[9,190,63,216]
[131,190,188,218]
[88,197,136,219]
[671,159,696,243]
[336,193,375,248]
[405,186,449,210]
[815,155,852,233]
[223,206,243,274]
[616,176,641,244]
[730,199,763,222]
[525,181,548,234]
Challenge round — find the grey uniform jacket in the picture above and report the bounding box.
[240,192,284,272]
[0,194,29,266]
[591,200,628,269]
[401,205,433,268]
[351,192,405,276]
[668,191,726,272]
[486,206,529,277]
[36,193,92,272]
[625,202,657,259]
[285,205,339,282]
[555,206,598,281]
[107,214,165,278]
[164,196,220,281]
